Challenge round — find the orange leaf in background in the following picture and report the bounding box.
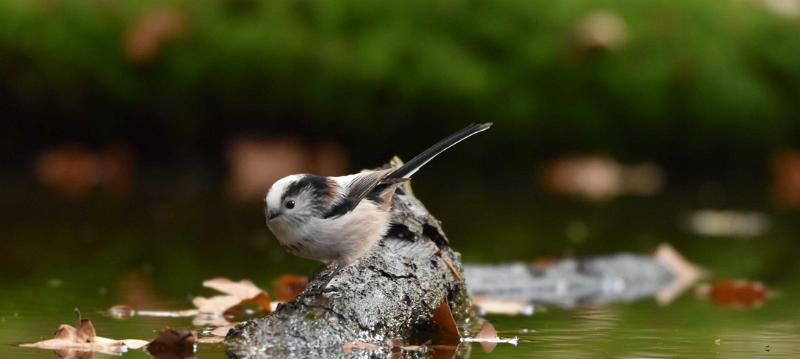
[709,280,768,308]
[532,257,558,270]
[123,6,187,63]
[431,299,460,345]
[34,145,135,199]
[273,274,309,301]
[773,151,800,207]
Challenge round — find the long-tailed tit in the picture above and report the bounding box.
[264,123,492,267]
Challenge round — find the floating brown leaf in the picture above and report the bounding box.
[192,277,271,315]
[272,274,309,301]
[476,322,497,353]
[20,309,148,355]
[191,295,242,315]
[431,299,460,345]
[147,328,196,359]
[654,243,704,305]
[708,280,768,308]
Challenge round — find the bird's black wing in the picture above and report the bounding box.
[323,169,391,219]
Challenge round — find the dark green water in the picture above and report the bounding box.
[2,185,799,358]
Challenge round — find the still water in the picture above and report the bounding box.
[1,185,799,358]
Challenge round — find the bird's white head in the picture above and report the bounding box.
[265,174,335,230]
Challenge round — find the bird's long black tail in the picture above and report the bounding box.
[387,122,492,179]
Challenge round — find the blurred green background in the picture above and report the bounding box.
[3,0,800,176]
[2,0,800,357]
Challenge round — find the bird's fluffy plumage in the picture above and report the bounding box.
[265,123,492,265]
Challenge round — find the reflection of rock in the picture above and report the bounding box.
[225,138,347,202]
[772,151,800,207]
[34,144,134,198]
[540,155,663,201]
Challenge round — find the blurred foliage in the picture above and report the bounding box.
[2,0,800,172]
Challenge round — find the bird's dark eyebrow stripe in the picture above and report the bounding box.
[281,175,332,202]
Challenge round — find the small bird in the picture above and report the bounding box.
[265,123,492,267]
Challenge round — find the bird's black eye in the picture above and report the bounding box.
[285,200,295,209]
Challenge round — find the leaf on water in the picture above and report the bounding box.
[109,277,270,328]
[203,278,263,299]
[654,243,704,305]
[147,328,196,358]
[272,274,309,301]
[707,280,768,308]
[476,322,497,352]
[192,295,243,315]
[192,277,272,315]
[20,309,148,355]
[431,299,460,345]
[472,297,534,316]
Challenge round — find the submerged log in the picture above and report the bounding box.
[225,164,478,358]
[464,254,674,309]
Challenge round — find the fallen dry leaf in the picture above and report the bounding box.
[653,243,704,305]
[192,277,271,315]
[706,280,768,308]
[476,322,497,352]
[431,299,460,345]
[203,278,263,299]
[110,277,273,328]
[20,309,148,355]
[192,295,243,315]
[272,274,309,301]
[147,328,196,358]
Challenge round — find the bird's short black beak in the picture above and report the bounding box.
[267,209,281,220]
